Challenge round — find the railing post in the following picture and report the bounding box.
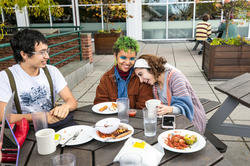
[78,31,83,61]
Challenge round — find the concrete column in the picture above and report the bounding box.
[126,0,142,40]
[15,6,30,27]
[72,0,80,28]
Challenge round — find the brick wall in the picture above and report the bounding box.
[0,33,93,71]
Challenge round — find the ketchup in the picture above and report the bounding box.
[129,109,136,117]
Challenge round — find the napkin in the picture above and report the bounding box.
[113,137,164,166]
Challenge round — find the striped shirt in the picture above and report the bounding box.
[153,64,207,134]
[195,21,211,41]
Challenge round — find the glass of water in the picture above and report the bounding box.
[117,97,129,123]
[143,107,157,137]
[119,153,142,166]
[52,153,76,166]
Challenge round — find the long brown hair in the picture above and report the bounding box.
[137,54,167,81]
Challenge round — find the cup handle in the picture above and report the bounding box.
[54,134,61,146]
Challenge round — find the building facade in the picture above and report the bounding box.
[1,0,250,40]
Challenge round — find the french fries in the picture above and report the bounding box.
[99,105,108,112]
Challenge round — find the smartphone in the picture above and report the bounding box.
[161,115,175,129]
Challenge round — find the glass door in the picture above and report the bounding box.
[142,0,166,39]
[167,1,193,39]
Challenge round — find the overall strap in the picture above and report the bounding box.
[42,66,54,105]
[5,69,22,114]
[166,70,175,106]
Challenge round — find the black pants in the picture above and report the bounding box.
[192,40,203,51]
[48,112,78,131]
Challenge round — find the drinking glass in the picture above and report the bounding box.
[143,107,157,137]
[119,153,142,166]
[117,97,129,123]
[52,153,76,166]
[31,111,48,132]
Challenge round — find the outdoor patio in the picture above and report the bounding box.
[63,41,250,165]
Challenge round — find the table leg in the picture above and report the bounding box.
[207,96,250,137]
[206,96,250,152]
[207,97,239,128]
[204,130,227,153]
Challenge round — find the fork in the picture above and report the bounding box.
[61,129,82,148]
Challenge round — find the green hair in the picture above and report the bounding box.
[113,36,139,56]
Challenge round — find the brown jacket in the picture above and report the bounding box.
[94,66,153,109]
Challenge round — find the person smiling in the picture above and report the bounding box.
[134,54,206,133]
[94,36,153,109]
[0,29,77,129]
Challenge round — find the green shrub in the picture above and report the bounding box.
[210,36,250,46]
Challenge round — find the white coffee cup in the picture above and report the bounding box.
[145,99,161,110]
[145,99,161,118]
[35,128,61,155]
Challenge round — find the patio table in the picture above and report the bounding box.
[19,102,230,166]
[207,73,250,138]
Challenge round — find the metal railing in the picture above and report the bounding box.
[0,26,83,66]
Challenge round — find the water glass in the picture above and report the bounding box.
[119,153,142,166]
[52,153,76,166]
[31,111,48,132]
[143,107,157,137]
[117,98,129,123]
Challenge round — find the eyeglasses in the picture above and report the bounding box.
[119,56,136,61]
[31,48,50,57]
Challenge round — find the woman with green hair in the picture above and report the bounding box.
[94,36,153,109]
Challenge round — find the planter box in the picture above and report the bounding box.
[202,41,250,80]
[94,32,122,55]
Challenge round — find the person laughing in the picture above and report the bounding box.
[94,36,153,109]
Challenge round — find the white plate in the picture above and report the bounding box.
[92,102,118,114]
[56,125,93,146]
[92,123,134,142]
[158,129,206,153]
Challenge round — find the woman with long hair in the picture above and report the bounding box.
[134,54,206,133]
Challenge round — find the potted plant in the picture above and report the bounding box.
[79,0,133,54]
[199,0,250,80]
[202,36,250,80]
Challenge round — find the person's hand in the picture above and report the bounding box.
[46,112,61,124]
[157,104,173,116]
[50,104,70,119]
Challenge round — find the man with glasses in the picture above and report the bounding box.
[94,36,153,109]
[0,29,77,128]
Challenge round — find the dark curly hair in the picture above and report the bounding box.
[202,14,210,21]
[10,29,48,63]
[137,54,167,81]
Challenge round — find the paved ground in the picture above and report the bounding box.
[64,41,250,165]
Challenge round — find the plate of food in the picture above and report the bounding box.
[158,129,206,153]
[92,122,134,142]
[92,102,118,114]
[56,125,94,146]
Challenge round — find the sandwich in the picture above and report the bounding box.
[97,125,132,139]
[109,102,117,111]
